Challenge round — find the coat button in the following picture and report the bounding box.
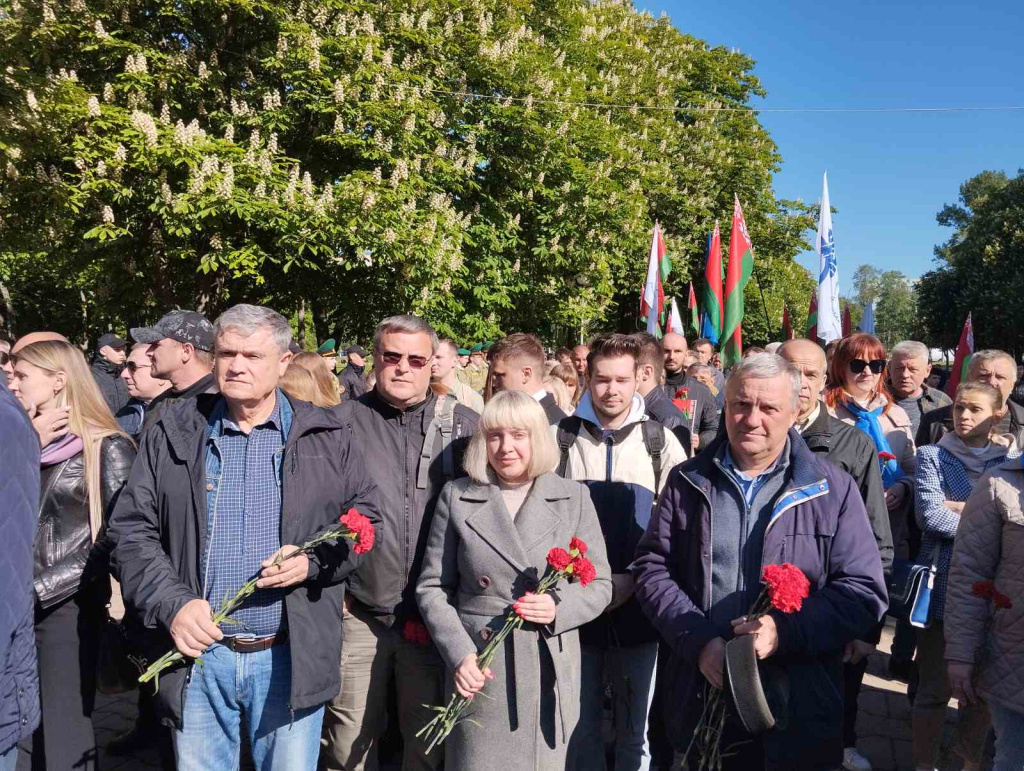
[18,688,24,697]
[480,628,492,642]
[478,576,491,589]
[206,482,215,491]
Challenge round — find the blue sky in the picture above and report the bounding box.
[654,0,1023,294]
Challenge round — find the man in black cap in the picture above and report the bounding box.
[131,310,217,432]
[340,345,368,401]
[92,332,130,414]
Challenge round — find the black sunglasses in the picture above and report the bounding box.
[849,358,886,375]
[125,361,152,373]
[380,351,431,369]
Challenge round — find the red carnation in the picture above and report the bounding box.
[878,451,898,462]
[340,508,376,554]
[403,619,431,646]
[569,537,588,556]
[972,581,995,599]
[547,548,573,573]
[761,563,810,614]
[571,557,597,587]
[994,590,1014,610]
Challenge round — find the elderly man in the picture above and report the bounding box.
[693,337,727,398]
[633,354,887,770]
[779,339,892,771]
[431,339,484,413]
[490,333,567,424]
[888,341,951,437]
[115,342,171,437]
[91,332,130,414]
[323,315,478,771]
[917,349,1024,447]
[108,304,381,770]
[132,310,218,432]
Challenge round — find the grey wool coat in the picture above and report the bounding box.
[416,472,612,771]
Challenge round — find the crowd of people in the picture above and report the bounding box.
[0,307,1022,771]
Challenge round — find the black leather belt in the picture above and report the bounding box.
[222,630,288,654]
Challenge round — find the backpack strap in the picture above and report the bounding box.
[641,418,666,494]
[555,416,583,478]
[417,395,457,489]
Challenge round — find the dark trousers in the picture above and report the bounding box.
[32,597,99,771]
[842,657,870,747]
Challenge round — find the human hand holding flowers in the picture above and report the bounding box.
[256,546,309,588]
[513,591,556,624]
[454,654,494,699]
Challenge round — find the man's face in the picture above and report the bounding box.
[374,331,434,408]
[970,357,1016,407]
[694,342,713,365]
[322,354,337,372]
[0,340,12,382]
[572,346,590,377]
[469,352,485,369]
[889,354,930,399]
[489,357,530,394]
[662,333,688,374]
[431,344,457,382]
[121,347,170,401]
[348,352,365,367]
[780,341,827,420]
[100,344,127,365]
[692,369,715,391]
[215,328,291,404]
[147,337,186,380]
[589,355,638,425]
[459,354,470,368]
[725,375,798,467]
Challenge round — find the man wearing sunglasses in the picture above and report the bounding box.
[114,343,171,438]
[323,315,478,771]
[0,335,12,385]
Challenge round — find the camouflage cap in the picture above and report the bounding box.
[131,310,214,351]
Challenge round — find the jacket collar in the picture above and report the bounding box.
[574,391,646,437]
[364,386,434,420]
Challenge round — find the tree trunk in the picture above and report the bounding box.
[297,297,307,349]
[0,279,15,336]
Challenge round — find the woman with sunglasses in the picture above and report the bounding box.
[8,340,135,771]
[825,333,917,532]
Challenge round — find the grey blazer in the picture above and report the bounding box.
[416,472,612,752]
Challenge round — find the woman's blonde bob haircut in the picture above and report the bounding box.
[463,390,559,484]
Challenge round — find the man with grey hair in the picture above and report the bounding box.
[109,303,381,770]
[888,340,950,437]
[323,314,478,771]
[917,348,1024,447]
[634,353,887,769]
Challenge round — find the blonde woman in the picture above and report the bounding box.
[416,390,611,770]
[543,373,573,415]
[9,340,135,771]
[281,351,342,407]
[549,362,581,406]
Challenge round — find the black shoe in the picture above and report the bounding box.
[106,724,160,756]
[888,657,913,682]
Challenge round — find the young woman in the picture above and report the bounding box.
[549,362,581,407]
[912,382,1014,771]
[9,340,135,771]
[416,390,611,770]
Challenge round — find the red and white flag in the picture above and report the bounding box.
[640,223,670,337]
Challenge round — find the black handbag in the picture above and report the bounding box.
[887,557,937,629]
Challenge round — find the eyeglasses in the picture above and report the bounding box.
[849,358,886,375]
[125,361,152,373]
[380,351,431,369]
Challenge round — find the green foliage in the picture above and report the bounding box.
[1,0,809,345]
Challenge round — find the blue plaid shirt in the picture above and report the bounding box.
[202,390,293,638]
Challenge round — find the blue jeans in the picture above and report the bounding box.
[0,746,17,771]
[990,702,1024,771]
[175,642,324,771]
[572,642,659,771]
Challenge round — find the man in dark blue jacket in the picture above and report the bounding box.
[0,381,40,770]
[633,354,887,770]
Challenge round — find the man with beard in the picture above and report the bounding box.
[662,332,718,451]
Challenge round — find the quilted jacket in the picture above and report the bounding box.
[944,457,1024,714]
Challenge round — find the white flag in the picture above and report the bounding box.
[815,172,842,343]
[666,297,685,335]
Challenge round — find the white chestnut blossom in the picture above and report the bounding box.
[114,144,127,164]
[160,182,173,205]
[101,205,114,224]
[224,124,234,142]
[96,160,107,177]
[131,111,159,146]
[94,20,108,39]
[216,164,234,199]
[26,90,38,111]
[103,83,115,103]
[87,96,101,118]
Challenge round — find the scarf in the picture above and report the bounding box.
[937,432,1016,484]
[842,397,906,489]
[41,432,84,467]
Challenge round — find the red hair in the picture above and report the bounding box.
[824,333,893,414]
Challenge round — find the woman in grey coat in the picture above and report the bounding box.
[416,390,612,770]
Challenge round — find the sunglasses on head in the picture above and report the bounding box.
[380,351,430,369]
[849,358,886,375]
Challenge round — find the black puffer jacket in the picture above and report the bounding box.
[642,385,693,450]
[662,373,719,449]
[35,434,136,609]
[107,392,381,728]
[346,389,477,622]
[90,358,130,415]
[340,363,366,401]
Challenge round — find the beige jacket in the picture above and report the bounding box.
[944,458,1024,714]
[829,397,917,483]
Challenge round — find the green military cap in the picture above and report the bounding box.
[317,338,336,356]
[469,343,483,353]
[483,341,494,350]
[457,348,470,356]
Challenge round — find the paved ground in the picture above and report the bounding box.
[14,622,992,770]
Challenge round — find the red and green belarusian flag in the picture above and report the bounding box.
[782,306,794,340]
[687,282,700,334]
[640,222,671,337]
[805,290,819,340]
[946,312,974,396]
[722,196,754,368]
[701,222,724,343]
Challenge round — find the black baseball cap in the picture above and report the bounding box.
[97,333,126,350]
[131,310,215,352]
[345,345,368,357]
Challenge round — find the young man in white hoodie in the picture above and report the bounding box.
[557,334,688,771]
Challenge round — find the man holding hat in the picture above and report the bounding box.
[340,345,368,401]
[131,310,217,433]
[92,332,130,414]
